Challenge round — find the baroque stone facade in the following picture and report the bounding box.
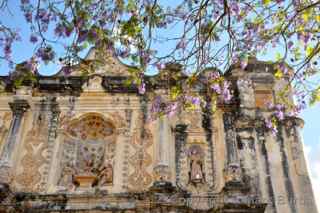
[0,50,318,213]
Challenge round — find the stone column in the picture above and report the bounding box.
[284,117,318,213]
[0,99,29,166]
[222,112,242,185]
[153,116,171,183]
[173,124,188,186]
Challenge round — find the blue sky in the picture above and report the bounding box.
[0,0,319,209]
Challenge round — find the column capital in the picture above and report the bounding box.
[9,99,30,116]
[174,124,188,133]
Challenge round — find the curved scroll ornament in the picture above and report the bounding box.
[128,128,153,191]
[16,116,48,192]
[58,113,118,190]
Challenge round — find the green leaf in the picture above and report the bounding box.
[306,45,313,57]
[302,10,311,22]
[310,87,320,105]
[170,86,181,100]
[127,0,136,12]
[275,52,282,61]
[262,0,271,5]
[274,68,283,79]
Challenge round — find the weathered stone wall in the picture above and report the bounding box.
[0,55,317,213]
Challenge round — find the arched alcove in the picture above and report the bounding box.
[57,113,117,191]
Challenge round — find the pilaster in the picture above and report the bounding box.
[0,99,29,166]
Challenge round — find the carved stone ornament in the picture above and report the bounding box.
[58,113,118,191]
[0,166,14,184]
[224,163,242,184]
[128,127,153,191]
[82,75,104,92]
[16,114,49,192]
[153,164,171,182]
[62,47,134,77]
[0,112,11,152]
[9,99,30,116]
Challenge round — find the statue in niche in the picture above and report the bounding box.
[96,162,113,186]
[188,145,205,184]
[58,164,77,191]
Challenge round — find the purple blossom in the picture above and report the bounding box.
[168,102,179,117]
[25,58,38,74]
[240,59,248,69]
[155,62,165,70]
[288,41,294,49]
[78,30,89,43]
[61,66,72,75]
[221,81,232,102]
[30,34,38,43]
[266,102,273,110]
[208,71,220,80]
[211,83,221,94]
[4,44,12,59]
[302,33,310,44]
[54,24,64,37]
[230,2,240,15]
[265,118,278,135]
[24,11,33,22]
[275,103,284,111]
[265,119,273,129]
[36,9,47,20]
[138,81,146,94]
[279,63,288,74]
[151,96,162,114]
[222,90,232,102]
[75,18,85,29]
[275,110,284,120]
[186,95,201,105]
[36,46,55,62]
[140,51,151,64]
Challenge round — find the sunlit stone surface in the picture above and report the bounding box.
[0,51,317,213]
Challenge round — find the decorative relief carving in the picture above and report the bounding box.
[16,114,48,192]
[182,111,203,132]
[67,48,132,77]
[58,113,118,191]
[128,127,153,191]
[82,75,104,92]
[0,166,14,185]
[237,78,255,108]
[120,109,132,190]
[0,112,11,152]
[153,164,171,182]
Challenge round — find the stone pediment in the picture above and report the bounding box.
[57,47,138,77]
